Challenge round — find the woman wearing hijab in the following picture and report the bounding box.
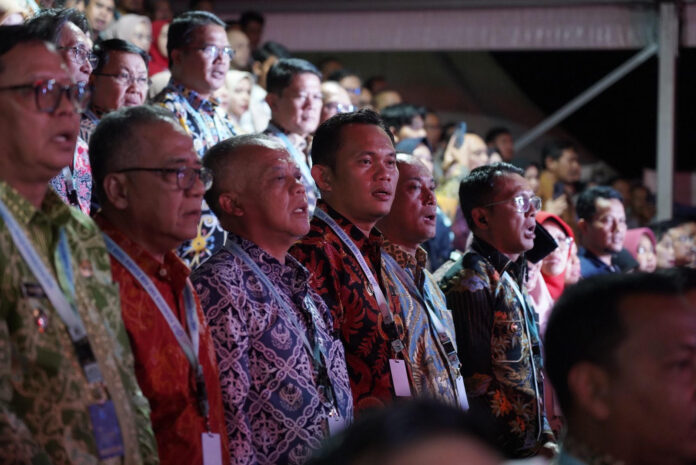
[624,227,658,272]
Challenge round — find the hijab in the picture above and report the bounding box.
[537,211,574,300]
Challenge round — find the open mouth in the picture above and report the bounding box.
[524,224,536,239]
[293,204,308,214]
[372,188,392,201]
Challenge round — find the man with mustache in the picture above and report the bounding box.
[153,10,236,268]
[192,134,352,464]
[439,163,556,458]
[576,186,627,277]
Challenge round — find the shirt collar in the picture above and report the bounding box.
[0,181,73,229]
[382,240,428,286]
[578,247,619,271]
[471,235,526,282]
[168,79,220,113]
[316,200,384,252]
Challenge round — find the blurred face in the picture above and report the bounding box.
[564,241,581,285]
[541,221,572,277]
[581,198,626,256]
[396,114,426,141]
[85,0,115,32]
[424,112,441,149]
[465,134,488,171]
[57,22,93,84]
[339,74,362,106]
[129,20,152,52]
[549,148,581,184]
[242,19,263,49]
[669,225,695,267]
[317,124,398,233]
[172,24,230,96]
[656,234,676,269]
[114,121,203,250]
[524,165,540,194]
[268,72,322,136]
[228,77,251,118]
[226,30,250,70]
[635,234,657,272]
[152,0,172,20]
[605,295,696,465]
[492,132,514,161]
[90,51,147,111]
[379,161,437,250]
[0,42,80,185]
[478,174,538,259]
[412,143,433,174]
[157,23,169,57]
[320,83,352,123]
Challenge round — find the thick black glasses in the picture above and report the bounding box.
[0,79,90,113]
[116,166,213,191]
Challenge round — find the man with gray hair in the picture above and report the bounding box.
[191,134,353,465]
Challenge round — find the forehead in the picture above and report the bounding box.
[190,24,228,44]
[491,173,529,199]
[58,22,89,47]
[102,50,147,70]
[0,42,68,84]
[559,148,578,161]
[254,146,293,168]
[287,72,321,91]
[398,161,431,183]
[136,121,195,160]
[594,197,624,216]
[336,123,395,160]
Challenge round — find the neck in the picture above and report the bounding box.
[229,224,291,265]
[270,120,305,138]
[323,200,377,238]
[102,209,169,263]
[503,252,520,263]
[172,75,211,100]
[589,247,613,266]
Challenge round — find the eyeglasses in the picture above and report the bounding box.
[116,166,213,191]
[57,45,98,68]
[193,44,235,62]
[0,79,90,113]
[483,193,541,214]
[324,102,356,114]
[94,72,150,88]
[552,235,574,250]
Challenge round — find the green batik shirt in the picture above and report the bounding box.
[0,182,159,465]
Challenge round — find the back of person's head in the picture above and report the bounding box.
[484,126,510,145]
[251,40,290,64]
[458,162,524,229]
[265,57,320,96]
[326,68,359,83]
[239,10,264,28]
[541,139,575,167]
[89,104,179,205]
[93,38,149,74]
[26,8,89,44]
[576,185,623,221]
[312,109,393,171]
[380,103,424,132]
[545,271,681,418]
[167,10,224,61]
[649,218,680,242]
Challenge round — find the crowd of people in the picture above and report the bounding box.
[1,1,696,465]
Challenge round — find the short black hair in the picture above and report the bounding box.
[0,25,44,74]
[266,58,320,96]
[484,126,510,145]
[251,40,290,64]
[649,219,681,242]
[89,105,180,206]
[545,271,682,416]
[380,103,425,132]
[576,186,623,221]
[239,10,264,28]
[93,38,149,74]
[326,68,360,83]
[311,108,394,171]
[26,8,90,44]
[541,139,575,168]
[167,10,225,66]
[458,162,524,229]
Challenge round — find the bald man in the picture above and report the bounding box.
[191,134,353,465]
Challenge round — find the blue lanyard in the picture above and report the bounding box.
[181,96,231,149]
[103,234,209,422]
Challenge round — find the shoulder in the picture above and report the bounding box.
[439,251,493,294]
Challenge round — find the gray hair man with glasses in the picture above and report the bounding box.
[89,104,232,465]
[0,26,158,465]
[27,8,99,215]
[438,162,557,458]
[153,9,237,268]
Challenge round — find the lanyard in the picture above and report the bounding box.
[103,234,210,424]
[227,241,338,411]
[181,97,231,149]
[313,208,406,355]
[0,198,105,383]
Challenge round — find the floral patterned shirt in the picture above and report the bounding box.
[0,182,158,465]
[439,236,554,458]
[97,216,230,465]
[290,201,409,412]
[153,80,236,268]
[49,135,92,215]
[191,235,353,465]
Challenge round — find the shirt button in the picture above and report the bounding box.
[158,268,167,278]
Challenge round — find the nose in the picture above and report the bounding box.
[374,158,395,182]
[423,187,436,205]
[293,176,306,195]
[187,173,206,197]
[54,86,77,117]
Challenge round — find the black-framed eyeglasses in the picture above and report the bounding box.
[93,72,150,88]
[116,166,213,191]
[483,193,541,214]
[193,44,235,62]
[0,79,90,113]
[57,45,98,68]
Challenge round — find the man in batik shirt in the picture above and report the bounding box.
[90,105,229,465]
[438,163,556,458]
[290,110,414,411]
[153,10,236,267]
[192,134,352,464]
[377,154,464,407]
[0,27,157,465]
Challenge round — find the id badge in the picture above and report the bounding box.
[202,432,223,465]
[327,408,346,436]
[88,400,124,459]
[389,359,412,397]
[456,375,469,411]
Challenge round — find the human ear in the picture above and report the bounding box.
[471,207,489,230]
[219,192,244,217]
[311,164,332,193]
[567,362,611,421]
[103,173,129,210]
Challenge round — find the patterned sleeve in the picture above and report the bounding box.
[193,269,256,465]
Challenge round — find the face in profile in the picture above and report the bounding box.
[90,51,148,111]
[581,197,627,256]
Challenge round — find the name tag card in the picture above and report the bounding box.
[327,409,346,436]
[88,401,124,460]
[202,432,222,465]
[456,375,469,411]
[389,359,412,397]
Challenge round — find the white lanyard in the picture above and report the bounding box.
[313,208,405,354]
[103,234,210,422]
[181,97,231,149]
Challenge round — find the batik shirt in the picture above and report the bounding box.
[49,135,92,215]
[439,236,554,458]
[79,107,100,144]
[290,201,409,411]
[0,182,158,465]
[153,80,236,268]
[192,235,352,465]
[97,216,230,465]
[382,241,458,405]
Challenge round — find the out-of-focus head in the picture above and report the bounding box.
[101,13,151,52]
[143,0,172,21]
[522,161,541,194]
[424,110,441,151]
[381,102,426,142]
[318,56,342,81]
[668,220,696,267]
[90,38,149,112]
[538,212,575,278]
[484,126,514,162]
[226,28,249,70]
[651,220,678,269]
[327,68,362,107]
[394,137,433,174]
[624,227,657,272]
[577,186,626,257]
[542,139,581,184]
[239,10,264,50]
[250,40,290,89]
[320,80,353,123]
[85,0,115,33]
[266,58,322,137]
[372,88,402,112]
[564,240,581,285]
[223,69,253,119]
